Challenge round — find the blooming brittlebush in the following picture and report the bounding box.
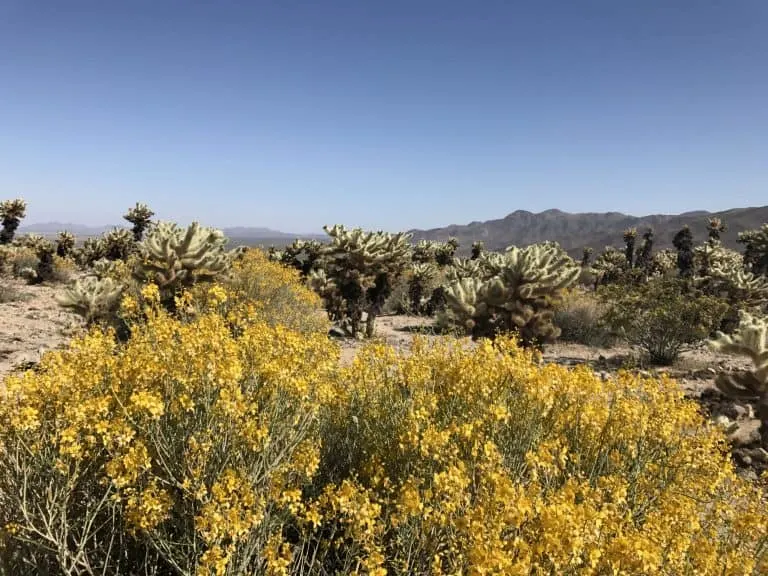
[0,262,766,574]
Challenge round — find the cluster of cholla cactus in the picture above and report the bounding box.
[442,242,581,348]
[407,262,440,316]
[709,311,768,449]
[123,202,155,241]
[0,199,27,244]
[411,238,459,266]
[310,225,412,338]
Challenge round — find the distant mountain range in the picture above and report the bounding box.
[408,206,768,257]
[19,222,324,245]
[20,205,768,257]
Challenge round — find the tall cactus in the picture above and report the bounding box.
[673,225,695,278]
[443,242,580,348]
[623,227,637,268]
[56,230,76,258]
[318,225,412,337]
[708,311,768,449]
[123,202,155,241]
[471,241,485,260]
[738,224,768,275]
[0,198,27,244]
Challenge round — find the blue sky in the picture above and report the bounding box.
[1,1,766,233]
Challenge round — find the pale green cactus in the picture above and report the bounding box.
[708,311,768,448]
[134,222,233,302]
[317,225,412,337]
[56,275,125,325]
[443,242,580,348]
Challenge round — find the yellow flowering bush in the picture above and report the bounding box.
[193,248,329,335]
[0,301,338,575]
[295,337,768,575]
[1,283,767,574]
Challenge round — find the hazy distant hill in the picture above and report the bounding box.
[20,205,768,257]
[409,206,768,257]
[19,222,322,245]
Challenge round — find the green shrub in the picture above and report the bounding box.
[599,277,728,365]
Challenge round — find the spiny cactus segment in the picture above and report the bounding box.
[709,311,768,448]
[56,275,125,325]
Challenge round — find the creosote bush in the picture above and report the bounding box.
[600,277,729,365]
[1,287,766,574]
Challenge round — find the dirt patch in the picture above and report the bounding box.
[0,278,83,381]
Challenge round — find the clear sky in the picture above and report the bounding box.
[1,1,766,233]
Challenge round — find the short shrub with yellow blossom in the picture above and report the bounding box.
[0,298,339,575]
[1,290,767,574]
[189,248,329,336]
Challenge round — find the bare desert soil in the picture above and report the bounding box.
[1,282,763,475]
[0,278,83,381]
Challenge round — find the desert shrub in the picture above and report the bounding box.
[2,302,767,574]
[198,248,329,335]
[382,273,412,315]
[553,288,616,347]
[49,255,77,283]
[0,299,339,575]
[599,277,729,365]
[8,247,39,279]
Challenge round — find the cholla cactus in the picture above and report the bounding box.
[708,311,768,448]
[56,231,76,258]
[271,239,323,276]
[123,202,155,241]
[580,247,593,268]
[649,249,678,277]
[0,198,27,244]
[102,228,136,261]
[445,257,483,283]
[471,241,485,260]
[592,246,627,286]
[623,228,638,268]
[673,225,695,278]
[75,236,107,267]
[318,224,412,337]
[56,275,125,325]
[408,262,439,315]
[134,222,234,303]
[738,224,768,275]
[443,242,580,348]
[707,217,727,243]
[308,268,344,324]
[635,228,654,270]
